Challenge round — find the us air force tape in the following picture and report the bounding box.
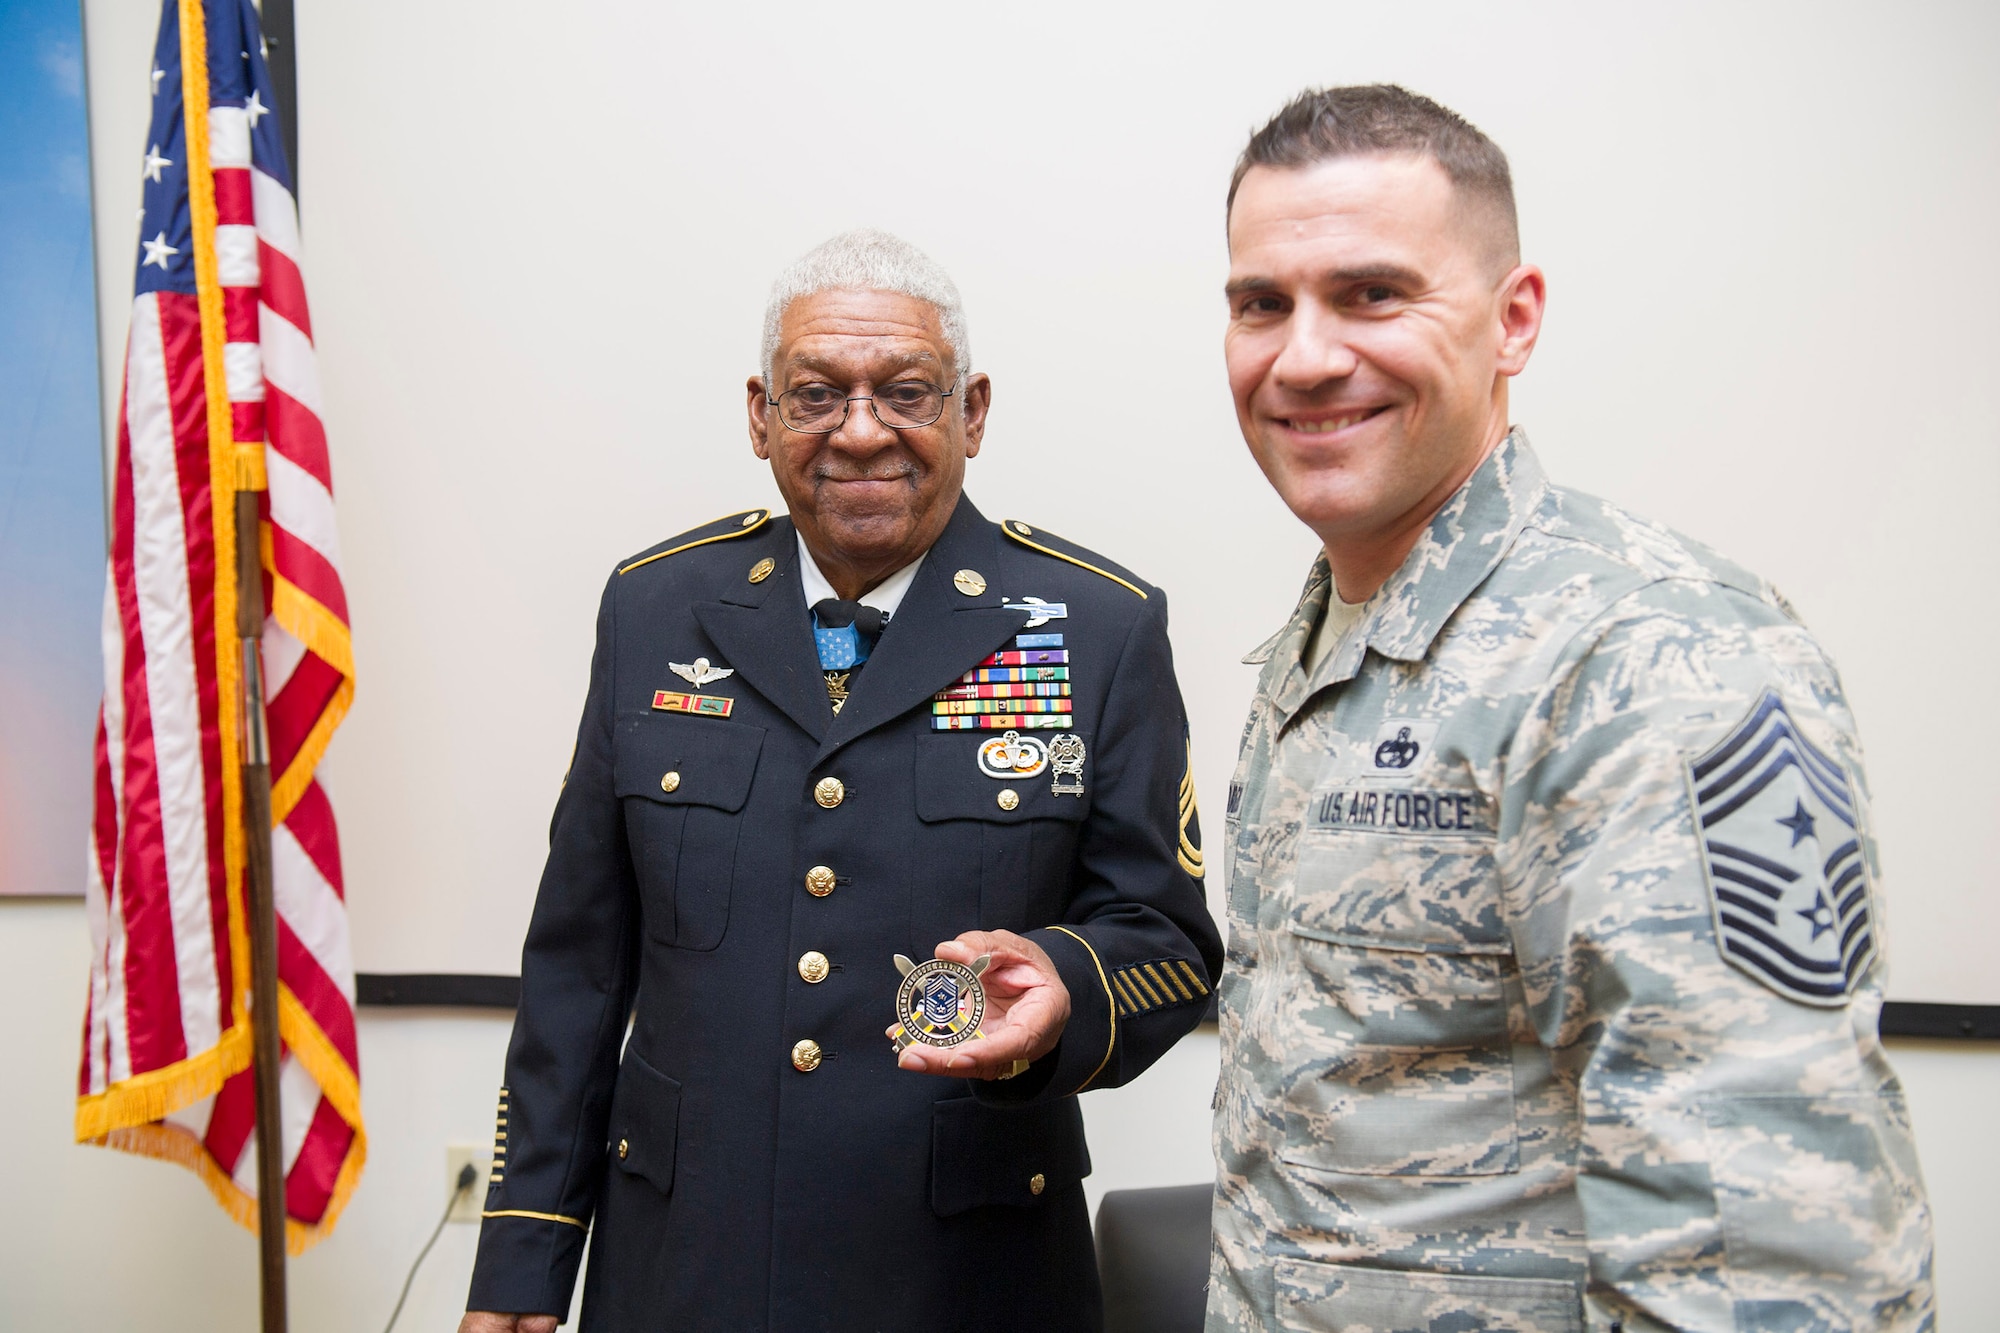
[891,954,989,1054]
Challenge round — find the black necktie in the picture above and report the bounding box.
[811,599,886,641]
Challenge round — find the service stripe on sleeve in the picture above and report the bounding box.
[1108,959,1210,1016]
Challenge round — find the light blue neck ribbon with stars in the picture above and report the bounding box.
[813,617,871,671]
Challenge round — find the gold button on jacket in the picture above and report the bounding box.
[804,865,837,897]
[791,1039,823,1072]
[813,776,845,808]
[1029,1173,1046,1196]
[617,1138,629,1160]
[659,771,681,793]
[798,951,830,984]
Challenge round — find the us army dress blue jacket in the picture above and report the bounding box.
[468,495,1222,1331]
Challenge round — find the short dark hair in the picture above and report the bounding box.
[1228,85,1519,265]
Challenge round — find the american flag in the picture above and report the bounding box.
[77,0,364,1249]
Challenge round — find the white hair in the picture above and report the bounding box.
[760,229,970,384]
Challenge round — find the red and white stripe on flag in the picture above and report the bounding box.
[78,0,364,1251]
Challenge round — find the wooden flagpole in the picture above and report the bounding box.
[247,2,294,1320]
[236,488,288,1331]
[185,0,290,1322]
[244,4,297,1324]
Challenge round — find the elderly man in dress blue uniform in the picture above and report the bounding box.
[462,229,1221,1332]
[1207,87,1934,1332]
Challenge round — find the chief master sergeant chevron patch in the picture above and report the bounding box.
[1687,690,1877,1006]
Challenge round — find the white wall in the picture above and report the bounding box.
[79,0,2000,999]
[7,0,1990,1326]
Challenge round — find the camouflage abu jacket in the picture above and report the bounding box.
[1208,432,1934,1333]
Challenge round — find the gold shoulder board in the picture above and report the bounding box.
[618,508,772,575]
[1000,520,1147,599]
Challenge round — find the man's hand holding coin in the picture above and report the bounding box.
[891,930,1071,1080]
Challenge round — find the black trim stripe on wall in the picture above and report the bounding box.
[1881,1001,2000,1041]
[357,973,518,1008]
[356,974,2000,1040]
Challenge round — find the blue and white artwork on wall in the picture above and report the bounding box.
[1,0,105,897]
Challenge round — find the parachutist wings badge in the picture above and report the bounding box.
[671,657,734,687]
[1687,691,1875,1007]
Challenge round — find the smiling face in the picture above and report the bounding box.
[1224,154,1544,596]
[748,287,991,598]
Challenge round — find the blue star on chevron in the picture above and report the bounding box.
[1797,889,1836,941]
[1776,799,1817,846]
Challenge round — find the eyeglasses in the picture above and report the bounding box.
[768,380,955,433]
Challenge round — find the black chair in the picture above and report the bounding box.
[1095,1183,1213,1333]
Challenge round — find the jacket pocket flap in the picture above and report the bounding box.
[1274,1259,1581,1332]
[613,712,764,812]
[912,738,1089,825]
[1290,831,1508,956]
[607,1051,681,1196]
[931,1095,1090,1216]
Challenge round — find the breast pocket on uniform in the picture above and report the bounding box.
[1279,803,1520,1178]
[613,712,764,951]
[912,738,1089,936]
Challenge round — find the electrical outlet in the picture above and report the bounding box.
[446,1144,491,1224]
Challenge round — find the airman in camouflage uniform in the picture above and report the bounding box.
[1208,87,1934,1332]
[1210,430,1934,1332]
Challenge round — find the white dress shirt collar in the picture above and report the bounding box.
[797,532,924,624]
